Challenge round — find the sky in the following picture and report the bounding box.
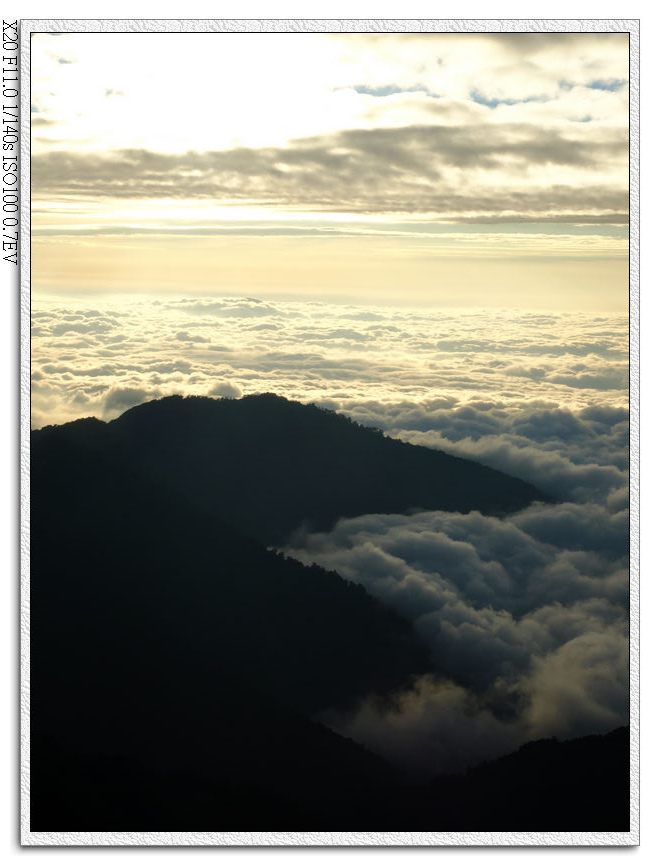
[28,26,632,786]
[30,31,629,309]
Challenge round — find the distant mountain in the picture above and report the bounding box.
[33,393,551,545]
[408,725,630,832]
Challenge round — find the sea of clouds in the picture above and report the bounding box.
[284,498,628,776]
[31,293,630,776]
[31,294,628,429]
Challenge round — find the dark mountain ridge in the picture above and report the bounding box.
[31,425,428,716]
[33,393,551,546]
[30,425,422,829]
[30,394,626,833]
[414,725,630,832]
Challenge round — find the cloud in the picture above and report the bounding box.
[512,501,629,556]
[320,611,628,777]
[586,79,627,92]
[31,117,57,128]
[319,674,525,778]
[284,504,628,624]
[208,381,242,399]
[175,297,288,319]
[521,627,629,739]
[278,354,629,774]
[283,502,629,775]
[50,315,118,336]
[32,32,628,163]
[353,84,439,99]
[176,331,210,343]
[31,297,629,453]
[343,398,629,506]
[31,121,628,221]
[103,386,158,414]
[392,429,628,505]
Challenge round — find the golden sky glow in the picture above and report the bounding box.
[31,31,629,310]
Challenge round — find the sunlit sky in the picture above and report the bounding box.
[31,31,629,309]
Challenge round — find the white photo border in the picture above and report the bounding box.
[19,16,640,848]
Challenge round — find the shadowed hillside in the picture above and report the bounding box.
[33,393,551,546]
[30,426,426,829]
[29,394,627,833]
[31,426,429,716]
[406,726,630,832]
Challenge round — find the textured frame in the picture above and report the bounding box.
[20,17,640,847]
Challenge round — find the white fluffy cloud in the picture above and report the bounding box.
[31,295,628,431]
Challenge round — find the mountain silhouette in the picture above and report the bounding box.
[30,426,422,829]
[29,394,627,832]
[33,393,552,546]
[31,422,429,714]
[409,725,630,832]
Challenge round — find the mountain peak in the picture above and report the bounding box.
[35,393,550,546]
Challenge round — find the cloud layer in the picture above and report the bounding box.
[32,121,628,221]
[31,32,628,231]
[283,497,628,776]
[31,295,628,431]
[30,292,630,778]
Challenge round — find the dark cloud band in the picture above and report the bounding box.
[32,122,629,221]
